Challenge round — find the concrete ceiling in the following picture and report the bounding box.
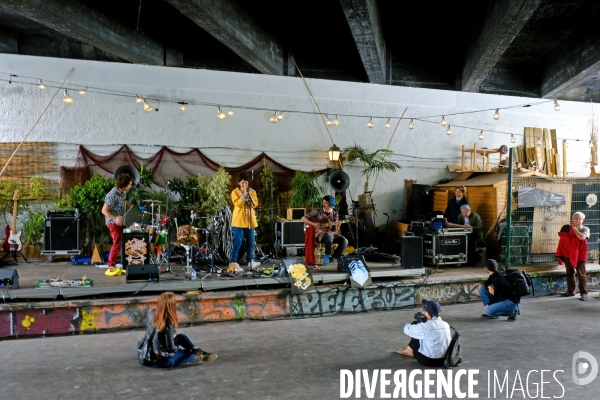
[0,0,599,102]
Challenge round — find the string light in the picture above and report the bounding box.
[589,140,594,148]
[135,95,143,103]
[367,117,374,128]
[38,80,45,90]
[277,111,284,120]
[493,109,500,120]
[143,100,152,113]
[510,134,516,144]
[384,118,392,129]
[217,107,226,120]
[79,88,87,96]
[446,125,452,135]
[325,115,332,126]
[333,116,340,126]
[440,116,447,126]
[179,102,187,111]
[63,90,73,105]
[270,112,278,123]
[554,100,561,111]
[478,130,484,140]
[228,107,234,117]
[408,119,414,129]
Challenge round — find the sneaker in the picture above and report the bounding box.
[507,312,517,322]
[248,260,261,270]
[116,263,123,268]
[481,314,498,319]
[581,293,589,301]
[194,349,218,362]
[560,292,575,297]
[322,255,331,265]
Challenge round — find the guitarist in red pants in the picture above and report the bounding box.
[301,195,348,265]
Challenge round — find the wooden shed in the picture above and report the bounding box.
[432,171,544,256]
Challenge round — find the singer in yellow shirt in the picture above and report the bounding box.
[228,172,260,274]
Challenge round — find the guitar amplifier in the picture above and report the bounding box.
[42,213,81,255]
[121,230,150,268]
[47,209,79,218]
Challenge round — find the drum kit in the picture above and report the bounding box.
[124,199,170,267]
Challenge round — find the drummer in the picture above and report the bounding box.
[101,172,133,269]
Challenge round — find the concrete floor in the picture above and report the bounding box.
[1,295,599,399]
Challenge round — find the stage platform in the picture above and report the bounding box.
[0,258,598,339]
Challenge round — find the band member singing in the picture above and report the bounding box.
[301,195,348,265]
[228,172,260,274]
[101,173,133,269]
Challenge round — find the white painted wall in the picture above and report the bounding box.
[0,54,596,227]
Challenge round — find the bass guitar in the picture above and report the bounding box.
[3,189,22,252]
[309,217,356,233]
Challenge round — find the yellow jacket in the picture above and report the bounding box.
[231,188,259,228]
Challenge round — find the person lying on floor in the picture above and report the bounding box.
[138,292,218,368]
[396,299,451,367]
[479,259,519,321]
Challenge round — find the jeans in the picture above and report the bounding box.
[107,223,123,267]
[479,287,518,317]
[319,233,348,258]
[230,227,255,264]
[150,334,196,368]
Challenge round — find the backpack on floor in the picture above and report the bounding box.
[504,269,534,297]
[443,326,463,369]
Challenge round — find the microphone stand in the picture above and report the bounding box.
[61,202,94,238]
[162,181,172,273]
[264,177,281,262]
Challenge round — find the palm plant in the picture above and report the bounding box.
[341,144,401,191]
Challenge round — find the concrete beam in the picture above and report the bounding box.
[0,0,165,65]
[461,0,542,92]
[541,25,600,99]
[339,0,386,84]
[166,0,283,75]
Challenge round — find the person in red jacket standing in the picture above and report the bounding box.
[556,212,590,301]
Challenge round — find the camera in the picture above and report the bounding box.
[414,311,428,323]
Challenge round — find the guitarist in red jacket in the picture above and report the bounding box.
[301,195,348,265]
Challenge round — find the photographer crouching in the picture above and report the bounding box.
[396,299,452,367]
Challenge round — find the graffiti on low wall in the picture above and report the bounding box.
[414,281,482,304]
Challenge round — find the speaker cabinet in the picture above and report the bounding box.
[401,236,423,269]
[275,221,305,247]
[0,269,19,289]
[126,264,159,283]
[121,231,150,268]
[42,217,81,255]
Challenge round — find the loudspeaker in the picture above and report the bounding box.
[121,231,150,267]
[0,268,19,289]
[43,217,80,255]
[275,221,305,247]
[402,236,423,268]
[126,264,159,283]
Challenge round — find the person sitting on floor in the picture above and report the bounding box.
[138,292,218,368]
[479,259,519,321]
[396,299,452,367]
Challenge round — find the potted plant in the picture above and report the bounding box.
[289,170,324,211]
[21,176,50,258]
[196,167,231,227]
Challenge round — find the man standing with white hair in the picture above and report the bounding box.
[558,211,590,301]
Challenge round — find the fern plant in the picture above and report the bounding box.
[289,170,324,210]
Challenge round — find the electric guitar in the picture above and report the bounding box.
[309,217,356,233]
[3,190,22,252]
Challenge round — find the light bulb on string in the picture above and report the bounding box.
[63,90,73,105]
[408,119,414,129]
[228,107,234,117]
[135,95,143,103]
[270,112,278,123]
[217,107,226,120]
[144,100,152,113]
[367,117,374,128]
[325,115,332,126]
[38,80,45,90]
[79,88,87,96]
[554,100,561,111]
[440,116,447,126]
[179,102,187,111]
[478,130,484,140]
[277,111,284,120]
[493,109,500,120]
[384,118,392,129]
[510,134,516,144]
[446,126,452,135]
[333,116,340,126]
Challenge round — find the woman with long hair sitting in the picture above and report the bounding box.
[138,292,217,367]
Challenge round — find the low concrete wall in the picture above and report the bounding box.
[0,270,597,339]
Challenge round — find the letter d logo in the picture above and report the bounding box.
[572,351,598,385]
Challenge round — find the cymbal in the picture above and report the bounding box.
[143,199,163,204]
[182,206,204,212]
